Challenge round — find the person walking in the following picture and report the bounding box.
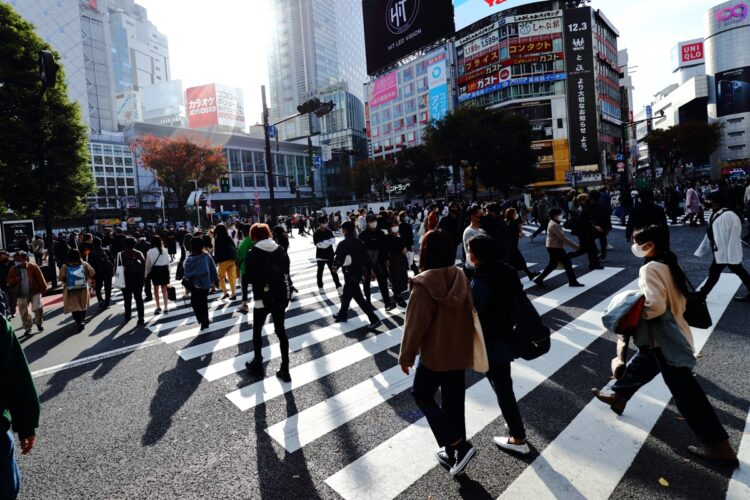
[426,204,439,232]
[399,210,419,275]
[567,193,604,270]
[589,190,612,262]
[243,224,292,382]
[468,235,530,454]
[696,191,750,303]
[625,190,668,243]
[462,205,486,281]
[504,208,539,281]
[183,237,219,331]
[399,229,481,477]
[530,197,550,242]
[59,249,95,333]
[683,182,702,226]
[31,236,45,266]
[135,234,152,302]
[213,224,238,301]
[6,252,46,336]
[236,224,254,314]
[360,214,394,310]
[87,237,114,310]
[333,221,381,329]
[145,235,171,314]
[313,216,342,292]
[118,237,146,326]
[165,226,177,262]
[0,313,40,500]
[592,225,738,467]
[534,208,584,287]
[385,218,409,307]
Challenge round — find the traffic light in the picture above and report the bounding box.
[289,180,296,194]
[220,176,230,193]
[314,100,336,117]
[297,98,321,115]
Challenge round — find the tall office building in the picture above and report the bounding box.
[267,0,368,140]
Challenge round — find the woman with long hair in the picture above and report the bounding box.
[145,235,171,314]
[213,224,238,301]
[504,208,538,281]
[385,217,409,307]
[593,225,738,467]
[183,237,219,330]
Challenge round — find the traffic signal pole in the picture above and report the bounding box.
[262,85,277,225]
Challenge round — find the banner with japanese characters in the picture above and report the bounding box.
[186,84,218,129]
[563,7,599,168]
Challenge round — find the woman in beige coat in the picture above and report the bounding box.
[59,249,95,332]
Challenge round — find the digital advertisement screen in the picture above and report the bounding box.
[716,66,750,117]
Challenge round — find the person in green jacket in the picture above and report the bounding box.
[1,314,40,499]
[236,223,255,314]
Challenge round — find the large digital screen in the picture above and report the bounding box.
[716,66,750,117]
[362,0,455,75]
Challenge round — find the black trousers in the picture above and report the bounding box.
[531,219,548,238]
[190,288,209,327]
[253,306,288,365]
[612,348,729,445]
[598,234,608,259]
[71,310,86,324]
[34,252,44,265]
[487,361,525,439]
[538,248,577,284]
[701,258,750,297]
[95,274,112,306]
[339,276,378,323]
[317,260,341,288]
[412,363,466,448]
[143,276,153,301]
[241,273,251,302]
[123,285,144,321]
[363,265,391,305]
[568,236,601,268]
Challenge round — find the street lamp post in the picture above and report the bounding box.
[38,50,59,288]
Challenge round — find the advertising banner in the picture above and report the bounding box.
[428,51,449,121]
[461,49,500,76]
[115,90,142,127]
[215,84,246,129]
[362,0,455,75]
[186,84,218,128]
[671,38,705,71]
[2,220,35,253]
[458,71,565,102]
[461,30,500,58]
[370,71,399,108]
[517,18,562,37]
[716,66,750,117]
[509,38,554,56]
[563,6,599,168]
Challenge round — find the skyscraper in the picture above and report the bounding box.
[267,0,367,140]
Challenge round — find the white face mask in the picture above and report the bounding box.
[631,243,651,258]
[391,226,399,234]
[552,216,561,222]
[368,222,377,229]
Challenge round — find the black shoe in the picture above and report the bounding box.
[23,329,32,336]
[245,358,264,376]
[450,442,477,476]
[436,447,456,469]
[123,316,132,324]
[333,314,347,323]
[527,271,540,280]
[200,322,210,330]
[533,276,544,287]
[589,265,605,270]
[76,322,85,333]
[36,324,44,333]
[136,319,145,326]
[569,282,585,287]
[276,365,291,383]
[385,302,396,311]
[395,298,407,308]
[368,319,382,330]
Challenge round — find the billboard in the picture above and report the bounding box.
[362,0,455,75]
[716,66,750,117]
[370,71,399,108]
[454,0,546,30]
[516,17,562,37]
[2,220,35,253]
[563,6,599,168]
[671,38,704,71]
[115,90,142,127]
[428,51,449,121]
[215,84,246,129]
[186,84,218,128]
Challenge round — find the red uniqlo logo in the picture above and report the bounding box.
[681,42,704,63]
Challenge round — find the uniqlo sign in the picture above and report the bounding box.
[186,84,218,129]
[681,42,704,63]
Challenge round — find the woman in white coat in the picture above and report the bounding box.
[696,191,750,302]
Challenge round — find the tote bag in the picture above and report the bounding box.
[471,310,489,373]
[114,253,126,289]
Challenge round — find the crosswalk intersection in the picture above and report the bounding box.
[122,236,747,499]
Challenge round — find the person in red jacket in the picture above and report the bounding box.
[6,252,46,336]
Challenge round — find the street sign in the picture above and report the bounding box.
[322,145,333,162]
[313,156,323,168]
[268,125,277,138]
[646,105,652,119]
[616,153,624,161]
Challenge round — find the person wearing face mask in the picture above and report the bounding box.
[534,208,584,287]
[314,216,342,292]
[593,225,738,467]
[462,205,486,281]
[695,191,750,303]
[504,208,539,281]
[437,202,462,250]
[360,214,394,310]
[385,219,409,307]
[398,211,419,275]
[567,193,604,270]
[6,252,46,336]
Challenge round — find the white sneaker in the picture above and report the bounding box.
[494,436,530,455]
[607,244,615,250]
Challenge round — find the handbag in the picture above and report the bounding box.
[176,261,184,280]
[683,276,712,329]
[616,295,645,335]
[471,309,489,373]
[114,253,126,289]
[167,285,177,302]
[510,289,552,360]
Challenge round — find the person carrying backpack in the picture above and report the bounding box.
[59,249,95,333]
[87,237,114,310]
[183,237,219,331]
[117,237,146,326]
[244,223,292,383]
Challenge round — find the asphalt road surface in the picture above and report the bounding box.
[13,219,750,499]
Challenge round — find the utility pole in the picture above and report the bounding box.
[262,85,277,224]
[38,50,59,288]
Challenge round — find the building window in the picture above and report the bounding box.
[728,145,746,150]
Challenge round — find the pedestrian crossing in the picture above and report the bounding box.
[139,239,748,499]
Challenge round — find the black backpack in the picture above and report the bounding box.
[123,252,145,286]
[89,249,113,274]
[510,290,552,360]
[256,247,291,308]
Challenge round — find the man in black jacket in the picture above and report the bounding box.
[359,214,394,310]
[479,203,509,262]
[87,237,114,310]
[334,222,380,329]
[134,233,152,301]
[589,190,613,262]
[625,189,668,243]
[567,193,604,270]
[313,216,341,290]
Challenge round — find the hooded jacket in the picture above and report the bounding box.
[245,239,290,309]
[399,266,475,371]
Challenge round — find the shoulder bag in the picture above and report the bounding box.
[471,309,489,373]
[683,276,712,329]
[114,253,126,289]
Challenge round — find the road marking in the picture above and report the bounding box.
[500,275,740,500]
[226,327,404,411]
[727,405,750,499]
[324,278,638,500]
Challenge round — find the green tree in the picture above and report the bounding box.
[0,3,95,220]
[646,122,722,181]
[350,159,393,200]
[424,107,535,200]
[393,145,450,199]
[133,135,227,221]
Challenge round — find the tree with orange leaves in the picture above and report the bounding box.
[133,134,227,221]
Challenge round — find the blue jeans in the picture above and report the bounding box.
[1,430,19,499]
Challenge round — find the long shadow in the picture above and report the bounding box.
[141,355,203,446]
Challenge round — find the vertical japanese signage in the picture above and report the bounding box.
[186,84,218,129]
[215,84,246,129]
[563,7,598,168]
[427,51,449,121]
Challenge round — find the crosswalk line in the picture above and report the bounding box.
[268,267,618,455]
[727,405,750,499]
[226,326,404,411]
[499,275,741,500]
[324,278,639,500]
[197,307,404,381]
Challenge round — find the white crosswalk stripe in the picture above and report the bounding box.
[142,236,746,499]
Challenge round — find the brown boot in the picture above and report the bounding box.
[688,440,739,468]
[591,388,627,415]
